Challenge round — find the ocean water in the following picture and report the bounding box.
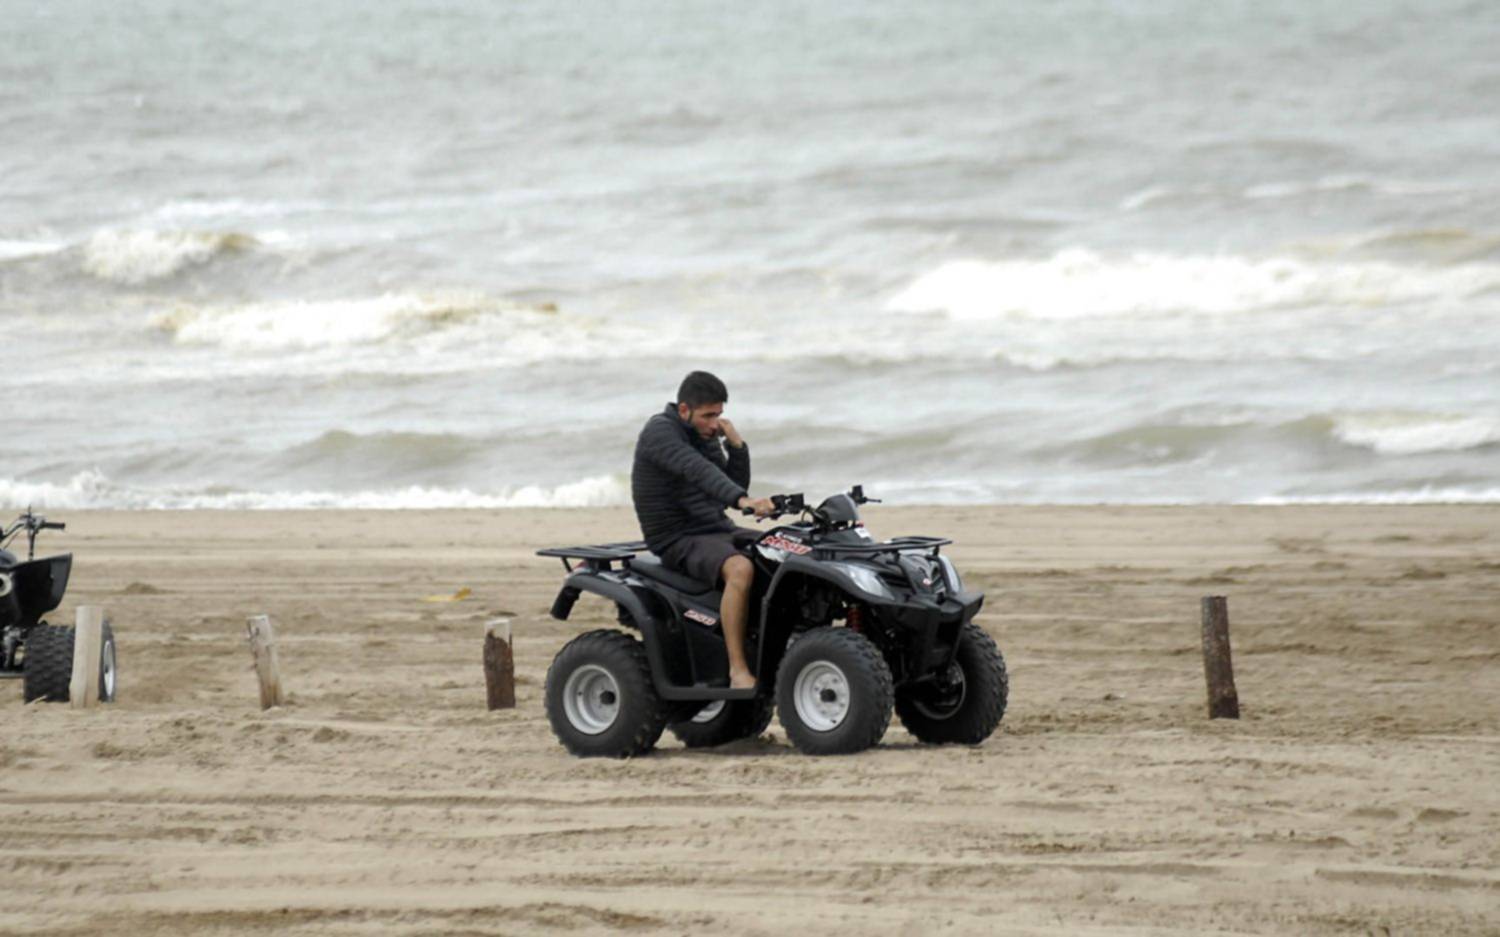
[3,0,1499,508]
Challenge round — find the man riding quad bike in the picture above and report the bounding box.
[536,372,1006,757]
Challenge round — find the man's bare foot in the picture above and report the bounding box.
[729,669,757,690]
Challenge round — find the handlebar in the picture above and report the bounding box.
[2,510,65,560]
[740,493,805,521]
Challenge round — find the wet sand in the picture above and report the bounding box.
[3,505,1498,935]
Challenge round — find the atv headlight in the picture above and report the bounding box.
[0,572,11,598]
[936,555,963,592]
[832,563,895,599]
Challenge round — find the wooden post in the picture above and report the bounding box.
[483,619,515,710]
[245,615,284,710]
[69,606,104,709]
[1200,596,1240,719]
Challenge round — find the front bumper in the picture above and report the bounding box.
[874,590,984,682]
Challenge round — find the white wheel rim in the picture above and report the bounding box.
[793,660,850,732]
[691,700,726,724]
[562,664,620,735]
[101,638,116,700]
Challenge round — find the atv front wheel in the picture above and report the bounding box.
[22,620,118,704]
[895,621,1007,745]
[775,626,892,755]
[544,629,668,758]
[668,695,775,748]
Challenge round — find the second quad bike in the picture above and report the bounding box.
[538,486,1006,757]
[0,510,117,703]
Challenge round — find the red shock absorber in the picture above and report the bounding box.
[846,604,865,633]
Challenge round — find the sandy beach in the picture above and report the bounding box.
[2,505,1497,935]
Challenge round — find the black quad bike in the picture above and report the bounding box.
[538,486,1007,757]
[1,510,116,703]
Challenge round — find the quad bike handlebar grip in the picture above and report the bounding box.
[743,495,790,518]
[42,522,65,530]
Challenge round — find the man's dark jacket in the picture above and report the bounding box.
[632,402,751,555]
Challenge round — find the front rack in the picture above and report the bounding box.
[536,541,647,572]
[811,535,951,558]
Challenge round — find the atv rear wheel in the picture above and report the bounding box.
[22,620,118,704]
[668,695,775,748]
[895,621,1007,745]
[544,629,668,758]
[775,626,892,755]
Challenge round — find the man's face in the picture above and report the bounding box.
[678,401,724,439]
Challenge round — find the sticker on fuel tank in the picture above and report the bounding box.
[684,609,718,625]
[761,535,811,555]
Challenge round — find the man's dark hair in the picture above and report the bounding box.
[677,371,728,408]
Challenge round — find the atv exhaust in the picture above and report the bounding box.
[550,586,581,621]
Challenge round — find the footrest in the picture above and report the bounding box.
[658,684,763,702]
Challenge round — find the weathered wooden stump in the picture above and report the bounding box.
[68,606,104,709]
[483,619,515,710]
[1200,595,1240,719]
[245,614,285,710]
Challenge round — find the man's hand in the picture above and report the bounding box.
[719,418,744,449]
[737,495,776,518]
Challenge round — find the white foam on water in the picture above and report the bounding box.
[1332,413,1500,456]
[152,292,501,352]
[1253,487,1500,505]
[0,470,117,510]
[885,250,1500,321]
[0,471,631,510]
[8,469,1498,509]
[0,238,67,262]
[82,229,256,285]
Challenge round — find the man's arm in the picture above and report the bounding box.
[720,418,751,489]
[640,419,746,507]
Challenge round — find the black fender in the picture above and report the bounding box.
[754,555,987,687]
[753,555,883,683]
[550,571,752,703]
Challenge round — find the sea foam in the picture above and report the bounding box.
[0,239,67,263]
[0,471,630,511]
[82,229,256,285]
[1332,413,1500,456]
[152,292,505,352]
[886,250,1500,321]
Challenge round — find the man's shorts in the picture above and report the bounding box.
[659,528,761,587]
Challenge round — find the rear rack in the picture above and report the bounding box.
[536,541,647,572]
[812,535,951,558]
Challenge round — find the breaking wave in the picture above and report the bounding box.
[1331,413,1500,456]
[1254,487,1500,505]
[82,229,259,285]
[886,250,1500,321]
[0,470,630,511]
[150,292,523,352]
[0,238,67,263]
[1045,412,1500,465]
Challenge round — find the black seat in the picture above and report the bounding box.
[626,555,717,595]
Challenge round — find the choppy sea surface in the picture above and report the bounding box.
[3,0,1499,508]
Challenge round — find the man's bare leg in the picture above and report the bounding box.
[720,554,756,689]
